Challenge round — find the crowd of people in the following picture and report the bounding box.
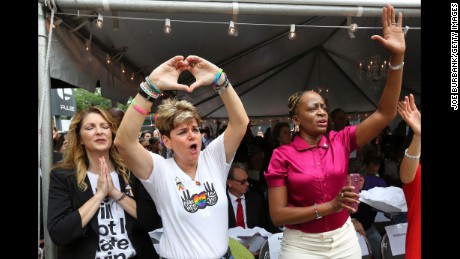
[43,5,420,259]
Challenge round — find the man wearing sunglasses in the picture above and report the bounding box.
[226,162,280,233]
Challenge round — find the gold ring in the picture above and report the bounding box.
[391,23,397,25]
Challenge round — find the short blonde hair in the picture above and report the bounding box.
[155,98,201,137]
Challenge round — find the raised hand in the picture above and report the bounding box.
[397,94,421,137]
[371,5,406,56]
[148,55,191,92]
[185,55,220,92]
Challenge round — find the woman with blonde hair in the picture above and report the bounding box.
[115,55,249,258]
[48,106,161,259]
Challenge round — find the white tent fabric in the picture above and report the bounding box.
[47,1,420,119]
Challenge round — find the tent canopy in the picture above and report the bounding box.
[47,0,421,121]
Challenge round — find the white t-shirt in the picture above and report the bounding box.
[141,133,233,259]
[87,171,136,259]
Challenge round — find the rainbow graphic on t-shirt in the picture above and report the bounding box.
[193,192,207,208]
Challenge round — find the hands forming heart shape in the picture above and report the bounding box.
[148,55,222,93]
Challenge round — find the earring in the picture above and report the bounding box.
[294,124,299,132]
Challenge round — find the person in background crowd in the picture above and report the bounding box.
[114,55,249,258]
[265,5,406,258]
[107,107,125,127]
[397,94,421,259]
[149,137,162,154]
[202,125,215,148]
[330,108,349,132]
[226,162,281,233]
[48,106,162,259]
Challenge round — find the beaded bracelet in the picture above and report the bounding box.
[211,68,223,88]
[404,148,420,160]
[145,76,161,94]
[131,99,150,116]
[214,73,230,94]
[139,82,159,102]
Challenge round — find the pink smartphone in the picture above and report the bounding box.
[347,173,361,211]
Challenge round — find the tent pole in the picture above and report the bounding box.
[38,2,57,259]
[184,0,420,8]
[41,0,420,17]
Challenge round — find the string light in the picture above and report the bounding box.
[56,11,420,39]
[164,18,172,35]
[288,24,296,40]
[228,21,236,36]
[106,53,110,64]
[121,62,125,73]
[85,39,91,51]
[96,13,104,28]
[130,72,135,80]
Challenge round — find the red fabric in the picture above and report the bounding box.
[236,198,245,228]
[402,164,421,259]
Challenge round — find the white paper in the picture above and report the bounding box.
[360,186,408,213]
[384,223,407,256]
[374,211,391,222]
[356,233,369,256]
[268,233,283,259]
[148,228,163,255]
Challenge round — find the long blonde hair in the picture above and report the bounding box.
[53,106,130,191]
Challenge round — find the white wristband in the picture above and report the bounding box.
[404,148,420,160]
[388,61,404,71]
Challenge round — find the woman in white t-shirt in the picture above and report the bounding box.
[115,55,249,259]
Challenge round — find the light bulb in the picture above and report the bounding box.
[228,21,236,36]
[349,23,358,32]
[164,18,172,35]
[288,24,296,40]
[121,63,125,73]
[85,39,91,51]
[97,13,103,28]
[130,73,135,80]
[106,54,110,64]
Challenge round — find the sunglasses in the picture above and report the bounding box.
[231,178,249,185]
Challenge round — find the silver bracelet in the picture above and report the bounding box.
[388,61,404,71]
[314,203,322,220]
[404,148,420,160]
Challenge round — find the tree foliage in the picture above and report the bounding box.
[75,87,128,112]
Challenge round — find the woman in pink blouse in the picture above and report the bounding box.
[265,5,406,258]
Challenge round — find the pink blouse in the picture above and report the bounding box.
[265,126,357,233]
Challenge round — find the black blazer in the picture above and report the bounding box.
[48,168,162,259]
[227,191,281,233]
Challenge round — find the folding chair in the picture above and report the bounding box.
[356,233,373,259]
[258,239,270,259]
[380,233,405,259]
[257,232,283,259]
